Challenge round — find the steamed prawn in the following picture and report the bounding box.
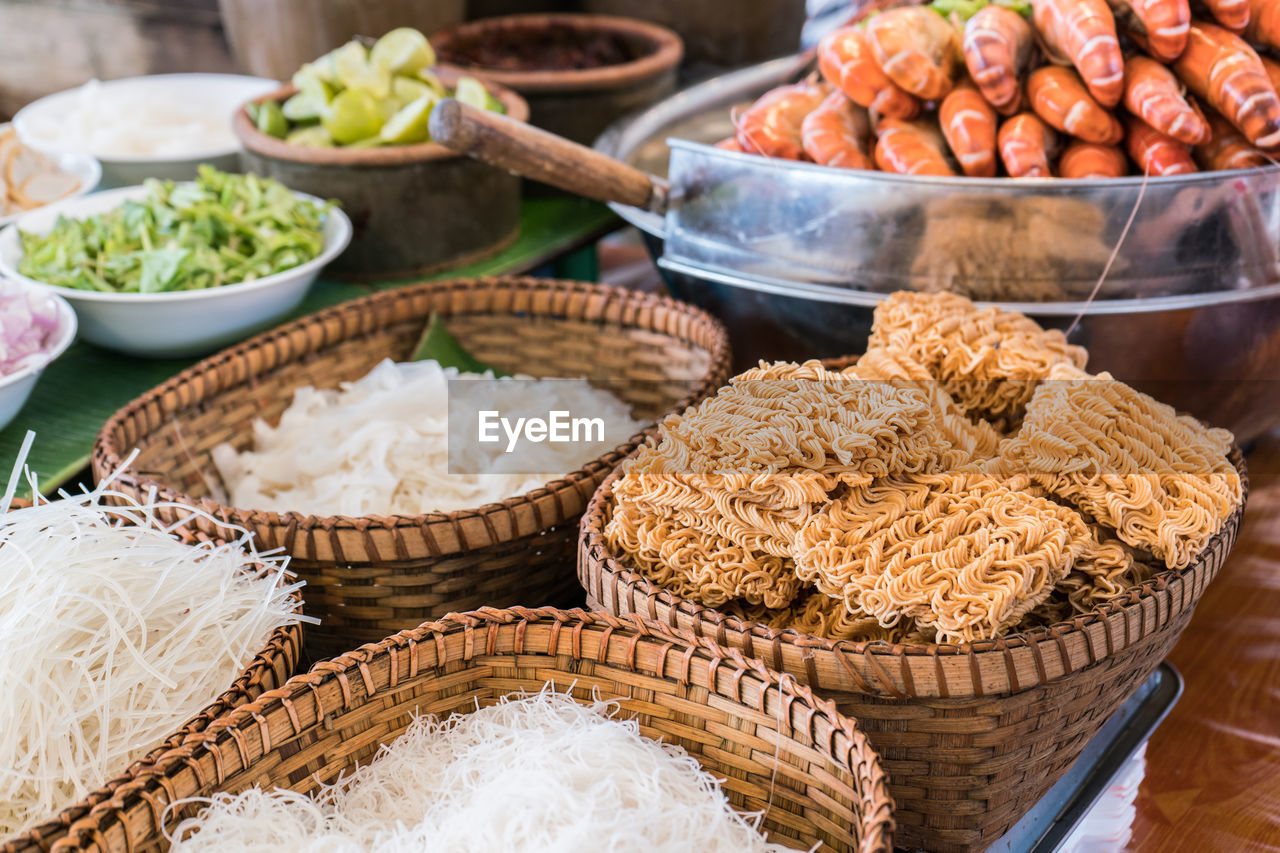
[1107,0,1190,61]
[1124,55,1211,144]
[875,117,956,175]
[962,5,1036,115]
[940,79,999,176]
[998,112,1059,177]
[802,91,874,169]
[818,26,921,119]
[734,81,828,160]
[1172,21,1280,149]
[1032,0,1125,107]
[1059,141,1130,177]
[1126,114,1199,173]
[866,6,962,101]
[1194,110,1272,168]
[1027,65,1125,144]
[1245,0,1280,50]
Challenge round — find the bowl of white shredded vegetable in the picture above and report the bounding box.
[0,279,76,432]
[12,74,279,188]
[0,166,351,358]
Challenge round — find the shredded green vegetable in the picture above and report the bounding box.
[930,0,1031,20]
[18,166,334,294]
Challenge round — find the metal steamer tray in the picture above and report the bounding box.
[430,59,1280,442]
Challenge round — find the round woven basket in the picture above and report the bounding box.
[92,277,731,660]
[0,510,303,853]
[578,446,1248,853]
[52,607,895,853]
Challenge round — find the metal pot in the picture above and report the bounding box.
[430,55,1280,442]
[592,58,1280,443]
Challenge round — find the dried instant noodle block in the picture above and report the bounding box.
[649,359,961,478]
[604,360,970,613]
[604,498,803,609]
[867,291,1087,419]
[792,472,1133,644]
[851,346,1002,463]
[1002,364,1242,569]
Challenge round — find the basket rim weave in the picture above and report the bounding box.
[58,606,896,853]
[579,441,1248,700]
[0,505,304,853]
[91,276,732,554]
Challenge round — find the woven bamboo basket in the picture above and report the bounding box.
[92,277,731,661]
[578,448,1248,852]
[0,508,304,853]
[52,607,895,853]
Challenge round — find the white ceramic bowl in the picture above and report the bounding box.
[0,123,102,229]
[13,74,280,188]
[0,281,77,433]
[0,185,352,358]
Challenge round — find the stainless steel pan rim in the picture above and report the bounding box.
[659,256,1280,314]
[668,137,1280,192]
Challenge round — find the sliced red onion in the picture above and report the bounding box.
[0,280,63,379]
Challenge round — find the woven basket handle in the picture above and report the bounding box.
[430,99,667,214]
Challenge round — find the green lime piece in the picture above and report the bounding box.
[286,125,335,147]
[453,76,489,110]
[292,63,336,101]
[370,27,436,76]
[345,135,385,149]
[321,88,386,145]
[282,92,326,122]
[380,95,437,145]
[333,39,392,99]
[416,69,448,96]
[255,100,289,138]
[391,76,434,110]
[485,93,506,115]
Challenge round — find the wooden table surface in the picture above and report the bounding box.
[1131,434,1280,852]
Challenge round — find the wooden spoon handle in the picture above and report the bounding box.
[430,99,667,213]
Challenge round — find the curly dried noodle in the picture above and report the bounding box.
[604,292,1242,645]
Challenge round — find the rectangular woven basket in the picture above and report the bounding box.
[0,506,304,853]
[51,608,895,853]
[92,277,731,661]
[578,449,1248,852]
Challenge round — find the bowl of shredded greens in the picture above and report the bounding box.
[0,166,351,357]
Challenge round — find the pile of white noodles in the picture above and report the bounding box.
[0,438,307,836]
[211,359,644,517]
[169,688,795,852]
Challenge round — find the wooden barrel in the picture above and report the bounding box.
[218,0,465,81]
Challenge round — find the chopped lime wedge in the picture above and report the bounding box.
[282,92,327,122]
[391,76,434,110]
[381,94,437,144]
[331,40,393,99]
[346,135,385,149]
[255,100,288,138]
[292,64,336,101]
[454,76,490,110]
[321,88,386,145]
[416,69,448,96]
[486,93,506,115]
[286,126,335,147]
[370,27,436,76]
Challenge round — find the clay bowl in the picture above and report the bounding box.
[233,67,529,280]
[432,14,681,147]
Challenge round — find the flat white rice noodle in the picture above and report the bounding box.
[0,441,307,836]
[169,688,801,853]
[211,359,644,517]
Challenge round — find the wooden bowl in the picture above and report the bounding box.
[233,68,529,280]
[432,14,681,146]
